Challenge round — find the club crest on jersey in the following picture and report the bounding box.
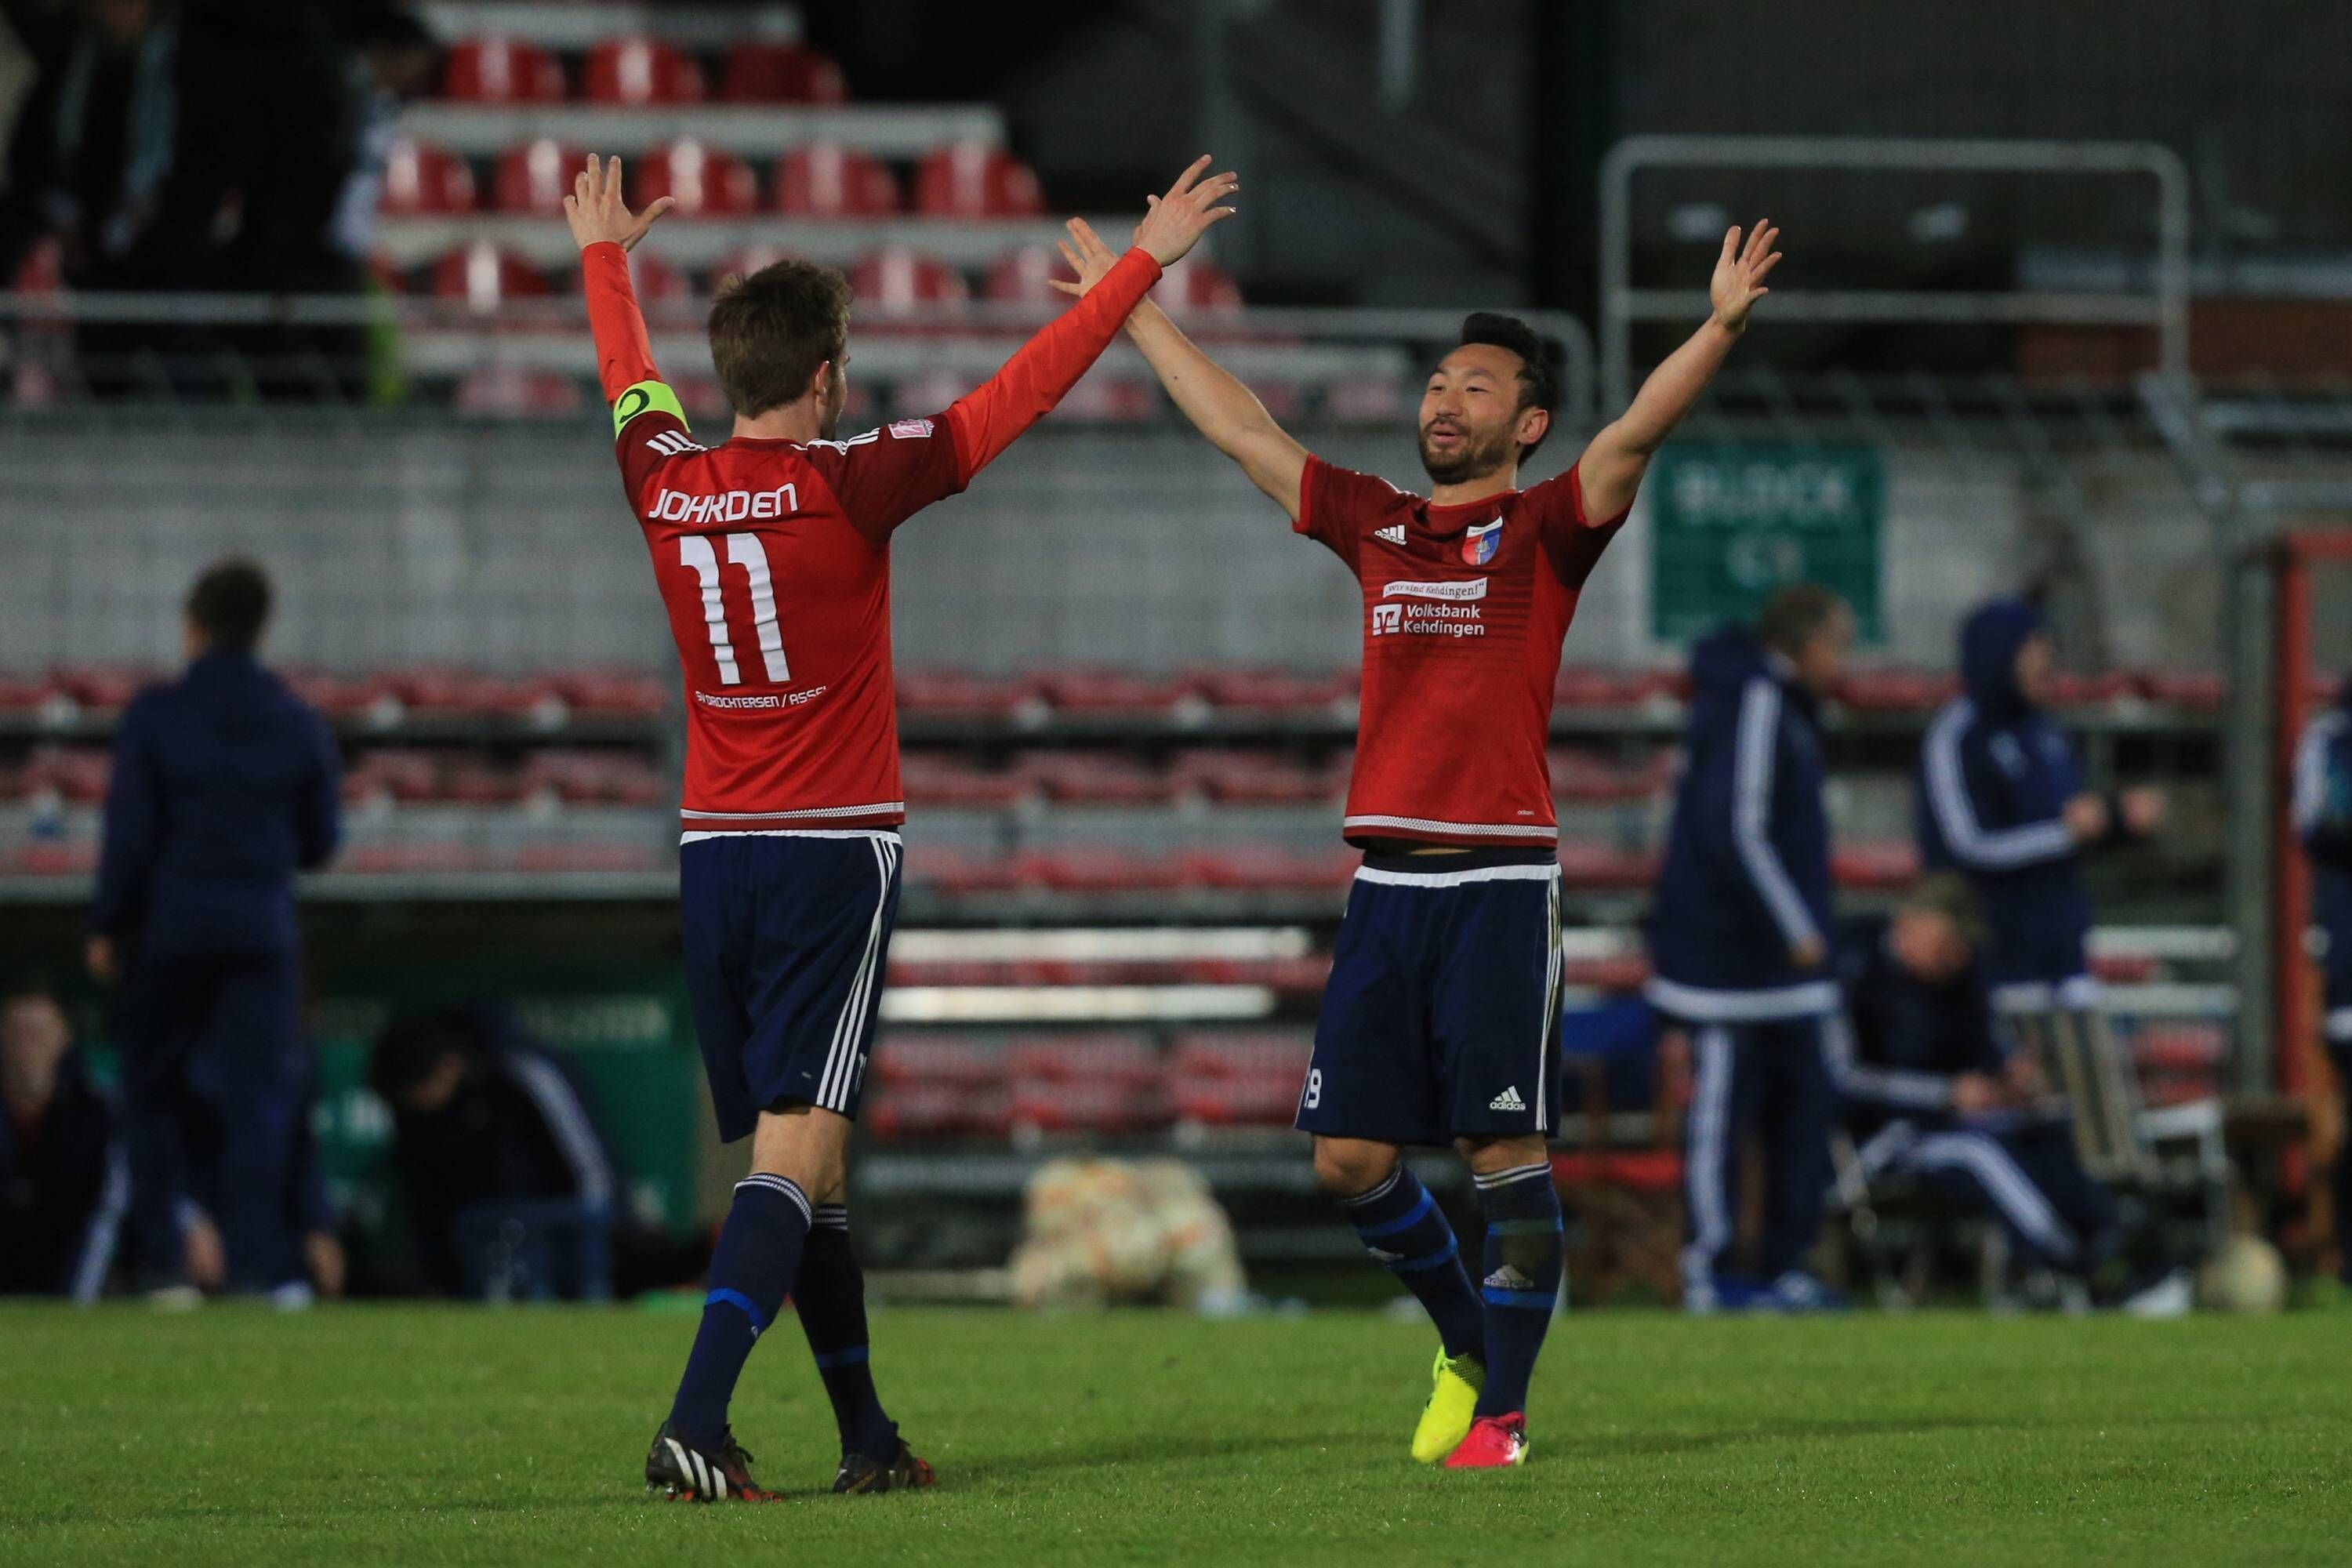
[1461,517,1503,565]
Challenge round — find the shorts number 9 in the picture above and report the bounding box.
[1304,1068,1323,1110]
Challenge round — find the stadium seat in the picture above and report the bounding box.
[872,1033,1010,1088]
[432,245,552,314]
[285,672,396,724]
[722,42,848,104]
[895,670,1047,720]
[0,673,60,717]
[2044,670,2140,708]
[1554,842,1659,890]
[343,748,442,804]
[1018,751,1181,804]
[1171,1076,1304,1127]
[1155,254,1244,317]
[2143,670,2224,708]
[1175,956,1332,994]
[1019,849,1186,894]
[442,36,565,103]
[554,671,668,720]
[20,747,110,804]
[1555,667,1679,710]
[1171,750,1334,805]
[774,143,900,216]
[1560,953,1653,993]
[868,1082,1014,1140]
[912,142,1045,219]
[493,139,588,216]
[51,667,147,712]
[634,140,761,219]
[848,246,970,318]
[1011,1033,1162,1084]
[982,245,1077,306]
[1035,670,1200,717]
[1837,668,1959,713]
[1009,1078,1170,1136]
[455,369,585,417]
[902,845,1025,896]
[1178,849,1358,893]
[1831,842,1922,889]
[1191,668,1356,713]
[900,752,1033,807]
[1549,747,1675,803]
[583,38,706,106]
[378,138,477,216]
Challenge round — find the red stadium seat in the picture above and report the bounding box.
[723,42,848,105]
[2044,670,2140,708]
[1018,850,1186,894]
[1560,954,1652,993]
[868,1083,1014,1140]
[1171,750,1333,805]
[455,369,584,417]
[774,143,899,216]
[555,670,668,719]
[1155,254,1244,317]
[1192,668,1356,713]
[1035,670,1200,717]
[0,673,61,717]
[21,747,111,804]
[1011,1033,1162,1085]
[285,671,397,724]
[583,38,706,106]
[895,670,1046,720]
[1178,849,1358,893]
[635,140,761,219]
[1831,842,1922,889]
[442,36,565,103]
[1171,1076,1305,1127]
[433,245,551,315]
[912,143,1044,219]
[14,842,97,877]
[1018,752,1181,804]
[378,138,477,216]
[343,748,442,804]
[52,667,147,712]
[2142,669,2223,709]
[1009,1079,1169,1136]
[1554,667,1679,710]
[982,245,1077,306]
[1836,668,1959,713]
[1548,747,1674,804]
[902,845,1025,896]
[900,752,1033,807]
[848,246,969,318]
[493,139,587,216]
[1555,842,1659,890]
[871,1034,1009,1089]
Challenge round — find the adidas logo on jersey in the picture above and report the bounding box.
[1374,524,1408,546]
[1488,1085,1527,1112]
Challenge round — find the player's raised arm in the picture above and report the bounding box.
[942,157,1237,486]
[1575,220,1781,522]
[1054,219,1308,521]
[563,155,678,419]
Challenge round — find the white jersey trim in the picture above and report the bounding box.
[1642,975,1841,1022]
[681,829,904,845]
[1354,862,1559,889]
[681,801,904,820]
[1342,813,1559,840]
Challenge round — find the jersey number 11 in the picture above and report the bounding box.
[679,534,790,686]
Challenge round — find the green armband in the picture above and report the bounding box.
[612,379,688,437]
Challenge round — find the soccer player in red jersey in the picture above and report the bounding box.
[563,154,1237,1501]
[1058,216,1782,1468]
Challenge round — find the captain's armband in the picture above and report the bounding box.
[612,379,688,437]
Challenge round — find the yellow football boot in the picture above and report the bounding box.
[1411,1348,1485,1464]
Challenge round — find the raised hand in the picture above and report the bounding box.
[563,155,676,254]
[1711,220,1782,333]
[1129,154,1240,267]
[1048,217,1127,299]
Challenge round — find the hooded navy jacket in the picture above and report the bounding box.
[1831,914,2007,1141]
[91,649,342,958]
[2293,683,2352,1037]
[1646,626,1837,1022]
[0,1047,127,1301]
[1914,601,2093,1000]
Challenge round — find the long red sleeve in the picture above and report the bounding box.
[582,240,661,401]
[945,247,1163,483]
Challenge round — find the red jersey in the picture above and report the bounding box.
[581,239,1163,836]
[1297,456,1628,848]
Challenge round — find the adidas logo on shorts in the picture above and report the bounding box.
[1374,524,1408,546]
[1488,1085,1527,1112]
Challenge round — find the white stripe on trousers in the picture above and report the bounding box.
[1682,1025,1736,1294]
[1901,1131,2079,1262]
[818,837,896,1111]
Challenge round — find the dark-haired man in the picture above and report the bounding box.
[1649,584,1853,1315]
[1057,216,1784,1466]
[91,559,341,1299]
[0,980,127,1301]
[565,153,1236,1500]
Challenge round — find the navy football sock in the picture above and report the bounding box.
[1338,1165,1484,1363]
[794,1203,898,1461]
[1472,1161,1563,1417]
[668,1174,811,1449]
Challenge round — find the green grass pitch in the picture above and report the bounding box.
[0,1304,2343,1566]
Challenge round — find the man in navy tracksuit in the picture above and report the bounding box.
[89,561,341,1295]
[1648,584,1853,1312]
[1835,877,2122,1284]
[2293,682,2352,1284]
[1915,599,2164,1014]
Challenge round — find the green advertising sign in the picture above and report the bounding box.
[1649,442,1884,643]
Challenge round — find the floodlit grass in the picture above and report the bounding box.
[0,1303,2342,1566]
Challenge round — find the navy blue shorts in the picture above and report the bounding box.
[680,832,902,1142]
[1298,849,1564,1145]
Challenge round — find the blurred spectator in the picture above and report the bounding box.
[91,559,341,1297]
[2292,678,2352,1287]
[0,977,127,1301]
[369,1002,618,1298]
[0,0,261,394]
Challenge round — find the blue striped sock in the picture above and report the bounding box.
[794,1203,898,1461]
[1472,1161,1563,1417]
[668,1175,810,1449]
[1339,1166,1483,1363]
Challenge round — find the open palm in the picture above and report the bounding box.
[1711,220,1783,333]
